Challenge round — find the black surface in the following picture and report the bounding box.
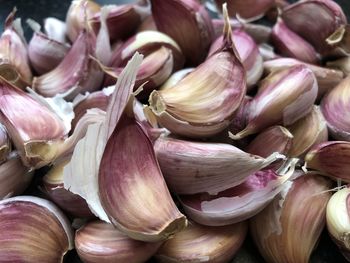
[1,0,350,262]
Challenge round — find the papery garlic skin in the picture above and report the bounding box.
[44,17,67,43]
[321,76,350,141]
[0,196,73,263]
[75,220,162,263]
[271,18,318,64]
[151,0,214,65]
[232,64,318,139]
[327,187,350,261]
[250,174,332,263]
[155,221,247,263]
[0,123,10,163]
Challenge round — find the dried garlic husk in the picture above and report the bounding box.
[282,0,347,54]
[91,3,148,42]
[66,0,101,42]
[0,196,73,262]
[305,141,350,182]
[246,125,293,158]
[327,187,350,261]
[155,221,247,263]
[148,6,246,138]
[0,9,32,89]
[75,220,161,263]
[271,18,318,64]
[44,17,67,43]
[231,64,318,139]
[0,154,33,199]
[321,76,350,141]
[154,136,284,195]
[214,0,275,22]
[250,174,332,263]
[151,0,214,65]
[27,19,69,74]
[287,106,328,157]
[208,29,263,89]
[0,77,69,168]
[180,159,297,226]
[264,57,344,98]
[42,159,93,218]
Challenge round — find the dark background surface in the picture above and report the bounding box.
[0,0,349,262]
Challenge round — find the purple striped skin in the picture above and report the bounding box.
[98,115,186,242]
[306,141,350,182]
[0,198,72,262]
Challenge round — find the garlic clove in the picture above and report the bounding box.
[245,125,293,158]
[264,57,344,99]
[271,18,319,64]
[110,30,184,71]
[0,196,73,262]
[0,123,11,164]
[42,159,93,218]
[305,141,350,182]
[75,220,161,263]
[0,10,32,89]
[321,76,350,141]
[0,77,67,167]
[44,17,67,43]
[148,7,246,138]
[211,18,241,39]
[98,115,187,242]
[154,135,284,195]
[231,64,318,139]
[180,159,297,226]
[91,4,148,43]
[214,0,275,22]
[66,0,101,42]
[32,31,91,99]
[104,46,175,99]
[250,174,332,263]
[281,0,347,55]
[326,187,350,261]
[63,53,144,225]
[151,0,214,65]
[27,19,70,75]
[33,7,111,101]
[155,221,247,263]
[208,29,263,89]
[287,105,328,157]
[160,68,194,90]
[0,153,33,199]
[229,96,251,136]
